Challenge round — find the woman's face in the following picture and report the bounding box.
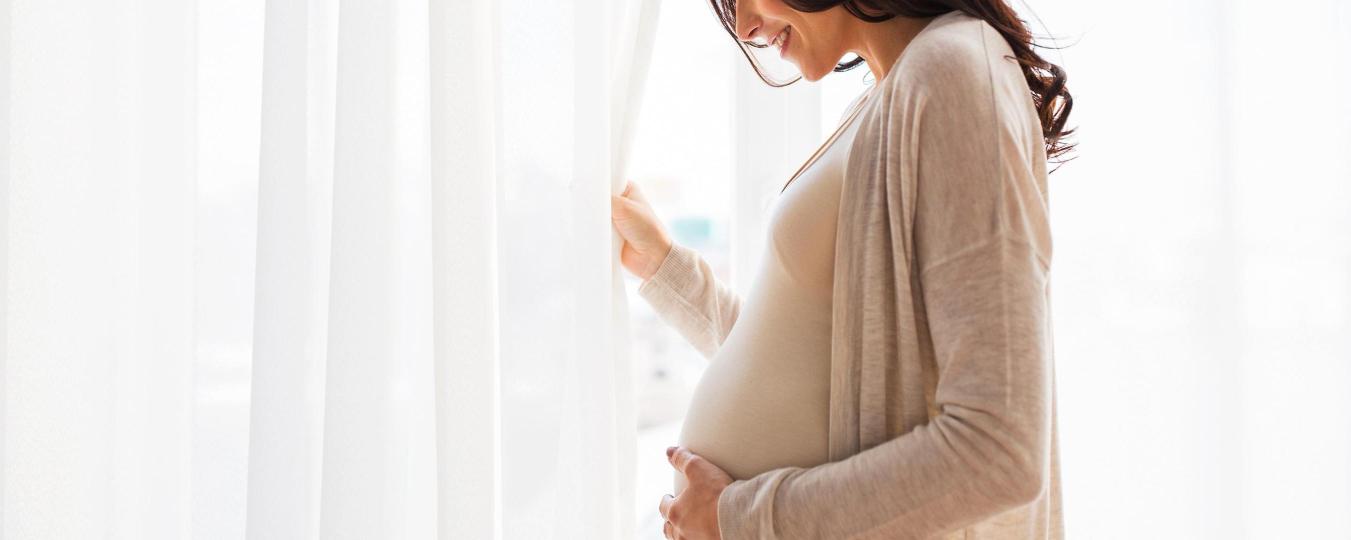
[734,0,854,82]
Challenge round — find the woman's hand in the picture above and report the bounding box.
[610,181,673,281]
[659,446,731,540]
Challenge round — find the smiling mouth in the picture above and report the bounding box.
[771,26,792,57]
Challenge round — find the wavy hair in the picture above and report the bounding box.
[708,0,1076,166]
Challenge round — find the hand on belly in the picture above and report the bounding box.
[660,445,732,540]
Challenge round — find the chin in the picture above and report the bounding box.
[799,64,832,83]
[789,54,834,82]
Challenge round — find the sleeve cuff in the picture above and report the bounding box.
[633,241,724,360]
[637,242,699,302]
[717,478,756,540]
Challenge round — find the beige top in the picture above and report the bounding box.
[669,86,870,494]
[639,10,1062,540]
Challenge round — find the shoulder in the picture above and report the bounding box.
[867,11,1041,159]
[880,11,1020,110]
[849,11,1042,170]
[903,13,995,82]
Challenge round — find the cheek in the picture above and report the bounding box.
[798,25,841,76]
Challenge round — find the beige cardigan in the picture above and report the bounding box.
[638,10,1062,540]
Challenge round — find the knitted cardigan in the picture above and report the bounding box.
[638,10,1063,539]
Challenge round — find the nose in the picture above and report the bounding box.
[734,0,762,44]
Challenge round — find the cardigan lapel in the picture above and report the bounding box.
[828,73,932,462]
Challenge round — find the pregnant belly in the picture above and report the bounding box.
[672,308,832,495]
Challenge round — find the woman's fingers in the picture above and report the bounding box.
[612,195,652,230]
[611,194,639,217]
[659,494,678,539]
[662,446,729,540]
[659,493,675,520]
[610,194,629,217]
[668,445,734,486]
[612,181,673,281]
[611,195,662,245]
[624,180,650,204]
[668,446,701,476]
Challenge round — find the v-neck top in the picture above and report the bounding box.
[670,86,871,490]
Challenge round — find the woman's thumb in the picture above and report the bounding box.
[622,181,650,204]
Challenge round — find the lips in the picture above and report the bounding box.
[771,26,792,57]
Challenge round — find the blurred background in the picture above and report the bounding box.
[1,0,1347,538]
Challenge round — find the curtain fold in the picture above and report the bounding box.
[2,0,658,538]
[1,0,197,537]
[319,0,440,536]
[0,0,10,531]
[491,0,657,536]
[607,5,661,532]
[433,0,501,538]
[247,0,334,537]
[247,0,662,538]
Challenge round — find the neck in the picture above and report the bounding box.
[849,15,936,82]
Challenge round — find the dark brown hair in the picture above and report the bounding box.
[708,0,1076,166]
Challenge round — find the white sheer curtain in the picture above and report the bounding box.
[2,1,198,537]
[0,0,657,538]
[6,0,1348,538]
[1024,1,1351,537]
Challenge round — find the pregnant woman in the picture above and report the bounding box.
[610,1,1072,538]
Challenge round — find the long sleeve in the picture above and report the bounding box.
[716,235,1054,539]
[715,16,1055,539]
[637,242,742,360]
